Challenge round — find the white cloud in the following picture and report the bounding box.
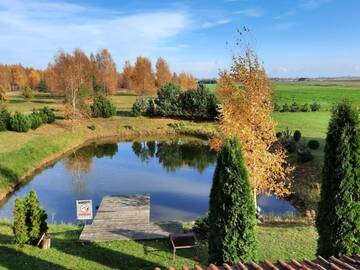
[235,8,264,17]
[301,0,331,10]
[273,10,296,20]
[200,19,231,29]
[0,0,191,68]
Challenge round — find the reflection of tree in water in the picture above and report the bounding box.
[132,141,156,161]
[132,140,217,173]
[63,143,119,194]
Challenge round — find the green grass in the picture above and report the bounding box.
[274,83,360,110]
[274,111,330,139]
[0,221,317,270]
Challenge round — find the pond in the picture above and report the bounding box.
[0,137,297,223]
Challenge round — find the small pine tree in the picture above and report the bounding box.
[13,198,29,245]
[208,137,257,265]
[316,102,360,257]
[37,80,48,92]
[25,191,48,244]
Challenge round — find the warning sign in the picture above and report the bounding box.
[76,200,93,220]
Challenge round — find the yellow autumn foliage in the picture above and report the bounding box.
[214,48,293,197]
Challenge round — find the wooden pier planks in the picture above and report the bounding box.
[79,194,182,241]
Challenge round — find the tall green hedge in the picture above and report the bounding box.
[316,102,360,257]
[208,137,257,265]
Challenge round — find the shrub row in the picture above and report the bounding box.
[132,83,219,119]
[273,102,321,112]
[0,107,55,133]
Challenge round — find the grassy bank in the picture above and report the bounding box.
[0,221,317,270]
[0,90,217,199]
[0,116,215,200]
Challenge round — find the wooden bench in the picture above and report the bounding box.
[169,232,197,260]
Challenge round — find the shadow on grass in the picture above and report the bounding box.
[54,239,165,269]
[8,99,25,104]
[116,110,133,117]
[0,245,69,270]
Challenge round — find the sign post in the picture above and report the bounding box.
[76,200,93,224]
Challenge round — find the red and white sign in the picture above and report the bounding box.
[76,200,93,220]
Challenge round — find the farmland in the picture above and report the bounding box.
[206,80,360,138]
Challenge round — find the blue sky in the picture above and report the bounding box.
[0,0,359,78]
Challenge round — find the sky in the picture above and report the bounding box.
[0,0,359,78]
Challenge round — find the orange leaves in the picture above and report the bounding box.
[132,56,156,96]
[215,49,292,197]
[95,49,118,95]
[155,57,172,87]
[178,72,197,91]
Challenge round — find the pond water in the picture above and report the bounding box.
[0,137,297,223]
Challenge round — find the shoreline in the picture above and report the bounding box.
[0,116,215,201]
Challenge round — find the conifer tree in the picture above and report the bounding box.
[316,102,360,257]
[208,137,257,265]
[13,198,29,245]
[25,191,48,244]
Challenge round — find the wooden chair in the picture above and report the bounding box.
[169,232,198,260]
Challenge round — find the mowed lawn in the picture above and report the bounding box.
[0,221,317,270]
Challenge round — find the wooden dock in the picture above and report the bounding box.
[79,195,182,241]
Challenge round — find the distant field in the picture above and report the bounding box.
[204,81,360,139]
[205,81,360,110]
[274,82,360,109]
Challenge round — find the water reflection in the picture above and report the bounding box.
[0,138,298,223]
[133,141,218,172]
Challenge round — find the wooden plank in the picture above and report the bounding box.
[79,194,182,241]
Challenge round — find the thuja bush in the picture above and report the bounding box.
[91,94,116,118]
[316,102,360,257]
[155,83,182,116]
[149,83,218,119]
[10,112,31,132]
[13,198,29,245]
[29,111,43,130]
[293,130,302,142]
[40,107,56,123]
[308,139,320,150]
[208,138,257,265]
[13,191,48,245]
[0,108,11,131]
[179,84,218,119]
[132,97,153,116]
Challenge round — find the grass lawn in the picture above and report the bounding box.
[273,111,330,139]
[0,221,317,270]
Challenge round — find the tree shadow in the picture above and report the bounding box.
[31,100,57,104]
[0,245,69,270]
[116,110,132,117]
[54,238,165,269]
[8,99,25,104]
[0,231,13,243]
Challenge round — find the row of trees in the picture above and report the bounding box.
[0,50,197,97]
[119,57,197,95]
[0,65,45,92]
